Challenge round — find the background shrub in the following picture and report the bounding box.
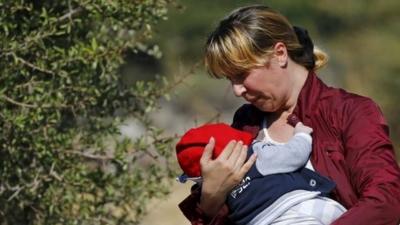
[0,1,178,224]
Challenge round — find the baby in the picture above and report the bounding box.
[176,123,346,225]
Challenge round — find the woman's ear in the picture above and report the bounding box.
[273,42,288,68]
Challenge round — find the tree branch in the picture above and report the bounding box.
[7,186,23,201]
[64,150,115,161]
[11,53,56,76]
[161,60,201,96]
[49,163,63,182]
[1,94,68,109]
[57,6,84,23]
[1,94,38,108]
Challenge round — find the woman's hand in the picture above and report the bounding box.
[199,137,257,218]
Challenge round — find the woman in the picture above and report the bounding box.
[179,5,400,225]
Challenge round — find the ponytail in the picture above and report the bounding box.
[313,47,328,70]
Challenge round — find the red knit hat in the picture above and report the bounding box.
[176,123,253,177]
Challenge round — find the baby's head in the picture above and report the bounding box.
[176,123,253,178]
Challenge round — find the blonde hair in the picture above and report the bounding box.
[314,47,328,70]
[205,5,328,78]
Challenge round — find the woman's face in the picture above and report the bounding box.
[230,56,292,112]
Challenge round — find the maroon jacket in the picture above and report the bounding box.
[179,72,400,225]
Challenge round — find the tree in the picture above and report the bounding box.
[0,0,178,224]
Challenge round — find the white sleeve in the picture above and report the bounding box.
[253,133,312,176]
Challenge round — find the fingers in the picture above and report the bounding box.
[294,122,313,134]
[226,141,244,165]
[238,153,257,177]
[218,140,237,160]
[233,145,248,171]
[294,122,305,130]
[308,127,313,134]
[200,137,215,164]
[295,121,303,127]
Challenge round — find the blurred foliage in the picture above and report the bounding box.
[156,0,400,160]
[0,0,179,224]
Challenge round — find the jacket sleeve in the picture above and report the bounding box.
[332,98,400,225]
[178,184,234,225]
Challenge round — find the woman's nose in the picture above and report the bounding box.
[232,83,246,97]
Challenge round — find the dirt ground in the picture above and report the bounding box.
[140,182,192,225]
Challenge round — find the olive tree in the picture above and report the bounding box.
[0,0,179,224]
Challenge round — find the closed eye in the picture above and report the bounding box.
[229,72,247,83]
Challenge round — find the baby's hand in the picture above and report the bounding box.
[294,122,313,135]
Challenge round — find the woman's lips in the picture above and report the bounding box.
[244,94,266,105]
[248,97,261,104]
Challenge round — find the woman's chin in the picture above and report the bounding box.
[252,101,276,112]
